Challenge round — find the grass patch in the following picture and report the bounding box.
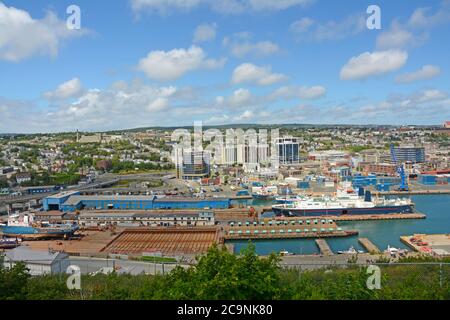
[140,256,177,263]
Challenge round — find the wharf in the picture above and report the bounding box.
[358,238,381,254]
[376,190,450,196]
[315,239,333,256]
[400,234,450,257]
[224,230,357,240]
[223,217,357,240]
[258,210,426,221]
[229,195,253,200]
[329,213,426,221]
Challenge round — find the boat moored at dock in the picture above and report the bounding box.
[272,183,414,217]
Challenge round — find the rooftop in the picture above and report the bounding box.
[4,246,68,265]
[47,190,80,199]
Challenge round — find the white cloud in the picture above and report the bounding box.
[130,0,202,15]
[44,78,83,100]
[148,97,169,111]
[290,17,314,33]
[395,65,441,83]
[193,23,217,43]
[233,110,254,121]
[407,2,450,29]
[137,46,226,81]
[216,88,255,109]
[377,2,450,50]
[0,3,87,62]
[270,85,326,100]
[131,0,313,15]
[0,82,185,132]
[247,0,313,11]
[376,21,426,50]
[415,89,447,103]
[290,13,366,42]
[232,63,287,86]
[340,50,408,81]
[223,34,280,57]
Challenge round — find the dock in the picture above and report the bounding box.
[331,213,426,221]
[258,210,426,221]
[376,190,450,196]
[400,234,450,256]
[223,217,358,240]
[358,238,381,254]
[315,239,333,256]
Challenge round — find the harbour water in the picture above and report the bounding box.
[230,195,450,255]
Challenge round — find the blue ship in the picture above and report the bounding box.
[0,212,79,240]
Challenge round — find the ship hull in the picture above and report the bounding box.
[252,194,275,200]
[0,225,79,240]
[272,205,414,217]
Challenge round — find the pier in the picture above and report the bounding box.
[224,229,358,240]
[376,190,450,196]
[223,217,358,240]
[258,210,426,221]
[330,213,426,221]
[358,238,381,254]
[400,234,450,256]
[315,239,333,256]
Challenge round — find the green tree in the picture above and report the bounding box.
[0,262,30,300]
[162,244,281,300]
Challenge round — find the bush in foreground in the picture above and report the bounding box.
[1,245,449,300]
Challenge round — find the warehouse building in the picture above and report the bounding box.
[44,192,230,212]
[79,211,215,227]
[43,191,80,211]
[3,246,70,276]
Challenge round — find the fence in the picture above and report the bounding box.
[1,256,192,277]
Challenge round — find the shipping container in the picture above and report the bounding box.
[419,175,437,185]
[297,181,310,189]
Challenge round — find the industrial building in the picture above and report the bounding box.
[43,191,80,211]
[43,192,230,212]
[22,185,60,195]
[79,211,215,227]
[358,162,397,176]
[3,246,70,276]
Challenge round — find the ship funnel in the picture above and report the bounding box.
[358,187,365,197]
[364,190,372,202]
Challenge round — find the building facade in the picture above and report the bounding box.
[277,137,300,164]
[391,146,426,163]
[79,211,215,227]
[175,148,211,180]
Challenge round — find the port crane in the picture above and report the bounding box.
[390,144,409,191]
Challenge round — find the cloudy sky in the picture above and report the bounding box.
[1,0,450,133]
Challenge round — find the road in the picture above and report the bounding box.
[279,253,379,270]
[68,256,189,275]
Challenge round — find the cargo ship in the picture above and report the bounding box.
[272,183,414,217]
[0,212,79,240]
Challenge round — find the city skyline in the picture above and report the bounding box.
[1,0,450,133]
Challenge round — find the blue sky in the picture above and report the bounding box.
[1,0,450,133]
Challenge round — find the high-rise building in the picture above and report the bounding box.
[391,145,425,163]
[175,148,210,180]
[276,137,300,164]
